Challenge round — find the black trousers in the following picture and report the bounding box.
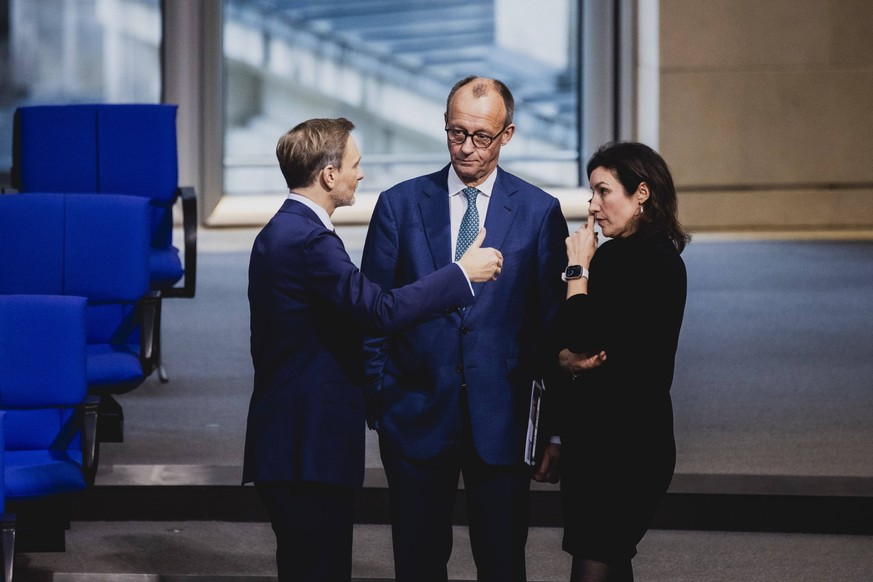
[380,400,531,582]
[255,481,355,582]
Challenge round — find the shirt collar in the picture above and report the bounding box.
[447,165,497,199]
[287,191,335,231]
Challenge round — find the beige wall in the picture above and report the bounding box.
[659,0,873,231]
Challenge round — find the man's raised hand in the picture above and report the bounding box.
[459,228,504,283]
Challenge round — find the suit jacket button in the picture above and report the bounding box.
[455,365,463,374]
[461,326,470,335]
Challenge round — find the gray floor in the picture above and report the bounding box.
[12,225,873,581]
[98,226,873,479]
[15,523,873,581]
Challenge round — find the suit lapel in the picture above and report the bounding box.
[469,168,517,297]
[482,168,518,258]
[461,168,518,317]
[419,169,453,271]
[416,167,518,319]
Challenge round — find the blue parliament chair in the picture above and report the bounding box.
[11,103,198,382]
[0,192,155,442]
[1,412,15,582]
[0,295,97,554]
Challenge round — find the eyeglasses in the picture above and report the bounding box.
[444,126,507,149]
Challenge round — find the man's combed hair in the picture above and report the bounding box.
[276,117,355,190]
[446,76,515,128]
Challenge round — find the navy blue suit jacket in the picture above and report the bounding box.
[243,199,476,488]
[361,166,569,465]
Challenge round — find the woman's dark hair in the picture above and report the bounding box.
[587,141,691,253]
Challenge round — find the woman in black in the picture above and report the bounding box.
[555,142,690,582]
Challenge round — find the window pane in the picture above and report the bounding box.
[0,0,162,181]
[223,0,579,195]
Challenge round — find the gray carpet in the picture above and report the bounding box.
[674,239,873,476]
[13,226,873,581]
[14,523,873,581]
[100,227,873,480]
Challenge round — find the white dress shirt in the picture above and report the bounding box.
[287,191,334,231]
[448,166,496,261]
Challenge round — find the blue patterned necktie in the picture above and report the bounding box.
[455,187,480,261]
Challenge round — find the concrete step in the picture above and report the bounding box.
[68,465,873,535]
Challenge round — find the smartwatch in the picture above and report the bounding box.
[561,264,589,282]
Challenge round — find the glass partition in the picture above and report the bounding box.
[0,0,161,183]
[222,0,580,196]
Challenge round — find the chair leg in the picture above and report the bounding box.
[158,363,169,383]
[1,513,15,582]
[82,395,101,485]
[141,292,168,383]
[97,394,125,443]
[154,293,168,384]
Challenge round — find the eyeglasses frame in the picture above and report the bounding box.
[444,125,509,149]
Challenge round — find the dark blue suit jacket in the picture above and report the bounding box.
[361,166,569,465]
[243,199,476,488]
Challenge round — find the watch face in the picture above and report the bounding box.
[565,265,583,278]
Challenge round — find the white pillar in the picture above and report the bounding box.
[581,0,616,165]
[635,0,659,149]
[161,0,223,222]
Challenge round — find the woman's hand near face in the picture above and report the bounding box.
[564,213,597,299]
[566,212,598,268]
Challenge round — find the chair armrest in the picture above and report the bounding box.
[163,186,197,298]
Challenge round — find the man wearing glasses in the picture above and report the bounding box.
[361,76,569,581]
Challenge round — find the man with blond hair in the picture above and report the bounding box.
[244,117,503,581]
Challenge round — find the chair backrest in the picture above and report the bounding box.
[12,103,180,249]
[0,410,5,514]
[0,295,88,454]
[0,192,65,293]
[98,105,179,250]
[0,193,151,379]
[12,104,99,193]
[0,193,150,300]
[63,193,152,301]
[96,105,178,202]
